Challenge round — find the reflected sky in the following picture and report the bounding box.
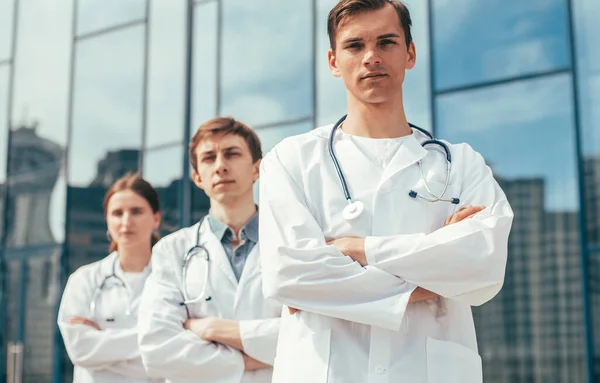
[574,0,600,156]
[143,144,183,187]
[219,0,313,127]
[70,26,144,186]
[146,0,186,148]
[316,0,431,129]
[77,0,145,36]
[191,1,218,131]
[433,0,570,91]
[437,74,578,212]
[0,0,14,60]
[11,0,72,147]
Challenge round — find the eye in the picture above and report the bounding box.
[380,39,397,46]
[345,42,362,50]
[111,209,123,217]
[202,155,215,162]
[131,208,144,215]
[226,152,241,158]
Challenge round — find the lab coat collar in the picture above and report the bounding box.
[381,131,428,181]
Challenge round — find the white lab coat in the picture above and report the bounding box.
[58,252,162,383]
[259,125,514,383]
[138,219,282,383]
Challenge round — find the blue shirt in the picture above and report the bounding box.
[206,211,258,282]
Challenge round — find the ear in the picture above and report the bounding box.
[252,159,261,183]
[328,49,341,77]
[406,42,416,70]
[153,212,162,230]
[192,169,205,190]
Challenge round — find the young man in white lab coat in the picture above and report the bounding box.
[138,117,281,383]
[259,1,514,383]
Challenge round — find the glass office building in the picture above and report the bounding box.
[0,0,598,382]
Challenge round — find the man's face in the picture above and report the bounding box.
[328,3,416,105]
[192,133,260,204]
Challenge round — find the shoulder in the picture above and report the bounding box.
[65,254,113,288]
[263,124,331,174]
[151,224,199,266]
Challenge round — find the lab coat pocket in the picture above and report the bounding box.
[426,337,482,383]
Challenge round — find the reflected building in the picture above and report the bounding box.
[4,123,63,248]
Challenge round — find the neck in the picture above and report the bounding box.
[118,244,151,272]
[210,192,256,236]
[343,94,411,138]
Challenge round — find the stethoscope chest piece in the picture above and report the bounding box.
[343,200,364,220]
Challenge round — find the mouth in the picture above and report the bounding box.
[361,73,387,80]
[214,180,235,187]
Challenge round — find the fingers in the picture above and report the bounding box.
[288,307,300,315]
[444,205,485,226]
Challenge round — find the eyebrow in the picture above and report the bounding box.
[199,145,242,156]
[341,33,402,45]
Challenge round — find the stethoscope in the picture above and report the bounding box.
[179,218,212,307]
[89,257,132,322]
[329,114,460,221]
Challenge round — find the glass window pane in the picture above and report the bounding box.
[146,0,186,148]
[77,0,146,36]
[143,145,183,234]
[0,0,15,60]
[0,65,8,182]
[191,1,217,131]
[316,0,431,128]
[70,26,144,187]
[11,0,72,149]
[5,171,66,248]
[432,0,571,91]
[220,0,313,126]
[436,74,585,382]
[574,0,600,377]
[256,121,312,154]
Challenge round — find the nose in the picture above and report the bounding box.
[121,212,131,228]
[363,47,382,67]
[214,154,229,174]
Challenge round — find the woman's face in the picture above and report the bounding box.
[105,190,160,250]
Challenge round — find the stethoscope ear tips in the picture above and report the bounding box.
[408,190,417,198]
[451,198,460,205]
[206,296,212,301]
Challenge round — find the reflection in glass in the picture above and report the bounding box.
[437,74,585,382]
[23,249,61,383]
[70,26,144,186]
[316,0,431,128]
[0,65,9,182]
[0,0,15,60]
[432,0,570,91]
[220,0,312,127]
[146,0,186,148]
[11,0,72,147]
[574,0,600,376]
[77,0,146,36]
[191,1,217,132]
[256,121,312,154]
[5,126,66,248]
[143,145,183,234]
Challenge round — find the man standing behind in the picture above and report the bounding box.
[138,118,281,383]
[259,1,513,382]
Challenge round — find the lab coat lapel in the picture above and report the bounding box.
[381,133,428,182]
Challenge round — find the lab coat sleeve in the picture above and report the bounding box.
[259,149,417,331]
[364,145,514,306]
[57,272,141,370]
[105,358,150,379]
[239,317,280,365]
[137,240,245,382]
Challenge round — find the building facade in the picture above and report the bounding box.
[0,0,598,382]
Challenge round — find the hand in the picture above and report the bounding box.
[444,205,485,226]
[242,353,270,371]
[69,316,100,330]
[408,287,439,303]
[184,317,218,341]
[327,237,367,266]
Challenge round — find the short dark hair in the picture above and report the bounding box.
[327,0,413,51]
[103,172,161,252]
[189,117,263,173]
